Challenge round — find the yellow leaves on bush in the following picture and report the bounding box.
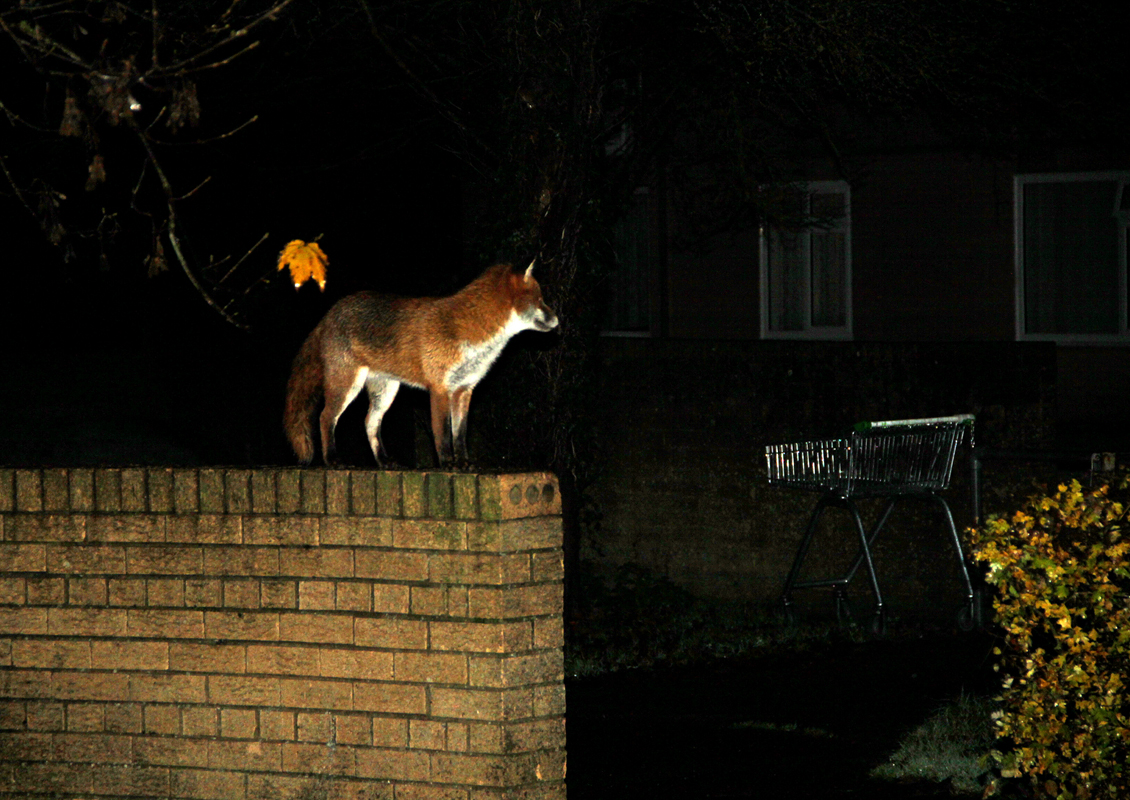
[277,239,328,291]
[969,477,1129,798]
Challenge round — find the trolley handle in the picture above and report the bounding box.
[853,414,975,433]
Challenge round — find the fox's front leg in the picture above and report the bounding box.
[450,387,473,467]
[429,390,454,466]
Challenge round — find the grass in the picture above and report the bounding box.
[870,692,995,794]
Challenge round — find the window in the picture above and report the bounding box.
[760,180,852,339]
[1015,172,1130,342]
[603,187,653,336]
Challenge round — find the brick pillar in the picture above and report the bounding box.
[0,468,566,799]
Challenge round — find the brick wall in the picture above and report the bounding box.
[0,468,565,800]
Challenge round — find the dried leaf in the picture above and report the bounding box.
[277,239,328,291]
[166,80,201,132]
[59,92,83,137]
[85,154,106,191]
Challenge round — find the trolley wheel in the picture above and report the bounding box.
[869,608,888,638]
[834,592,853,627]
[957,601,977,632]
[778,599,796,629]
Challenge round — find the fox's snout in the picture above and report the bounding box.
[530,301,559,332]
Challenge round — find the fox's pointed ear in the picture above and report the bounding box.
[524,260,536,282]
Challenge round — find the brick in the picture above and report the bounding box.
[277,470,301,514]
[376,472,402,516]
[91,764,171,796]
[104,703,143,733]
[225,469,252,514]
[221,706,258,738]
[47,607,126,637]
[321,516,391,546]
[448,586,469,617]
[354,617,427,650]
[147,469,174,513]
[4,514,84,543]
[355,550,427,581]
[335,581,371,612]
[296,710,332,741]
[468,722,503,754]
[534,617,564,650]
[26,576,64,604]
[503,717,566,753]
[181,705,219,737]
[46,543,125,574]
[349,471,377,516]
[147,577,185,607]
[121,468,148,512]
[372,716,408,748]
[426,472,454,518]
[88,515,164,543]
[185,578,223,607]
[280,612,353,645]
[66,703,108,732]
[446,721,469,752]
[251,470,278,514]
[533,684,566,717]
[130,673,207,703]
[401,472,427,518]
[166,515,241,544]
[333,713,371,745]
[0,544,46,572]
[0,576,25,604]
[208,675,281,706]
[280,547,353,578]
[495,474,561,521]
[52,671,130,701]
[9,762,92,794]
[244,515,319,546]
[14,470,42,512]
[0,468,13,512]
[352,682,426,714]
[429,687,532,722]
[93,469,122,512]
[299,580,335,610]
[280,678,354,710]
[173,470,200,513]
[247,643,319,676]
[300,470,327,514]
[108,578,146,606]
[0,637,13,667]
[127,608,205,638]
[409,718,446,750]
[531,551,565,582]
[260,709,295,741]
[477,475,503,522]
[91,640,169,671]
[327,470,351,515]
[468,652,563,689]
[411,584,449,616]
[204,547,279,576]
[42,469,69,512]
[453,473,479,520]
[429,620,532,654]
[355,747,429,781]
[372,583,410,613]
[144,704,182,734]
[127,544,203,574]
[431,752,510,787]
[394,519,467,550]
[205,610,279,641]
[208,738,282,772]
[134,735,209,767]
[223,579,262,609]
[171,768,247,800]
[319,648,393,681]
[11,639,91,669]
[261,579,297,609]
[467,585,562,620]
[427,553,513,586]
[25,701,64,730]
[0,607,47,635]
[199,469,225,513]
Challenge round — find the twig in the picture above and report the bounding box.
[220,230,270,284]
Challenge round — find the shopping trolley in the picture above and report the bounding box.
[765,414,977,633]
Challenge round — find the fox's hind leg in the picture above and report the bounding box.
[364,374,400,466]
[320,365,368,465]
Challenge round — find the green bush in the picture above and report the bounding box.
[969,479,1130,799]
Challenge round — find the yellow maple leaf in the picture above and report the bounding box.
[277,239,328,291]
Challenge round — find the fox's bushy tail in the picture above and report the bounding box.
[283,328,324,464]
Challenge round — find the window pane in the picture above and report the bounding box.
[811,230,846,327]
[1024,180,1120,335]
[606,191,651,332]
[769,228,805,331]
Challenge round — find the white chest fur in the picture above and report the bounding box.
[445,310,528,390]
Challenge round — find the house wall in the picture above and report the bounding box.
[589,338,1056,615]
[0,468,565,800]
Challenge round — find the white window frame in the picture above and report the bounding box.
[759,180,853,340]
[1014,171,1130,344]
[601,186,655,338]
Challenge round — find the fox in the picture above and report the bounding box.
[284,261,559,467]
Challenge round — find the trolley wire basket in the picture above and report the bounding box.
[766,415,977,633]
